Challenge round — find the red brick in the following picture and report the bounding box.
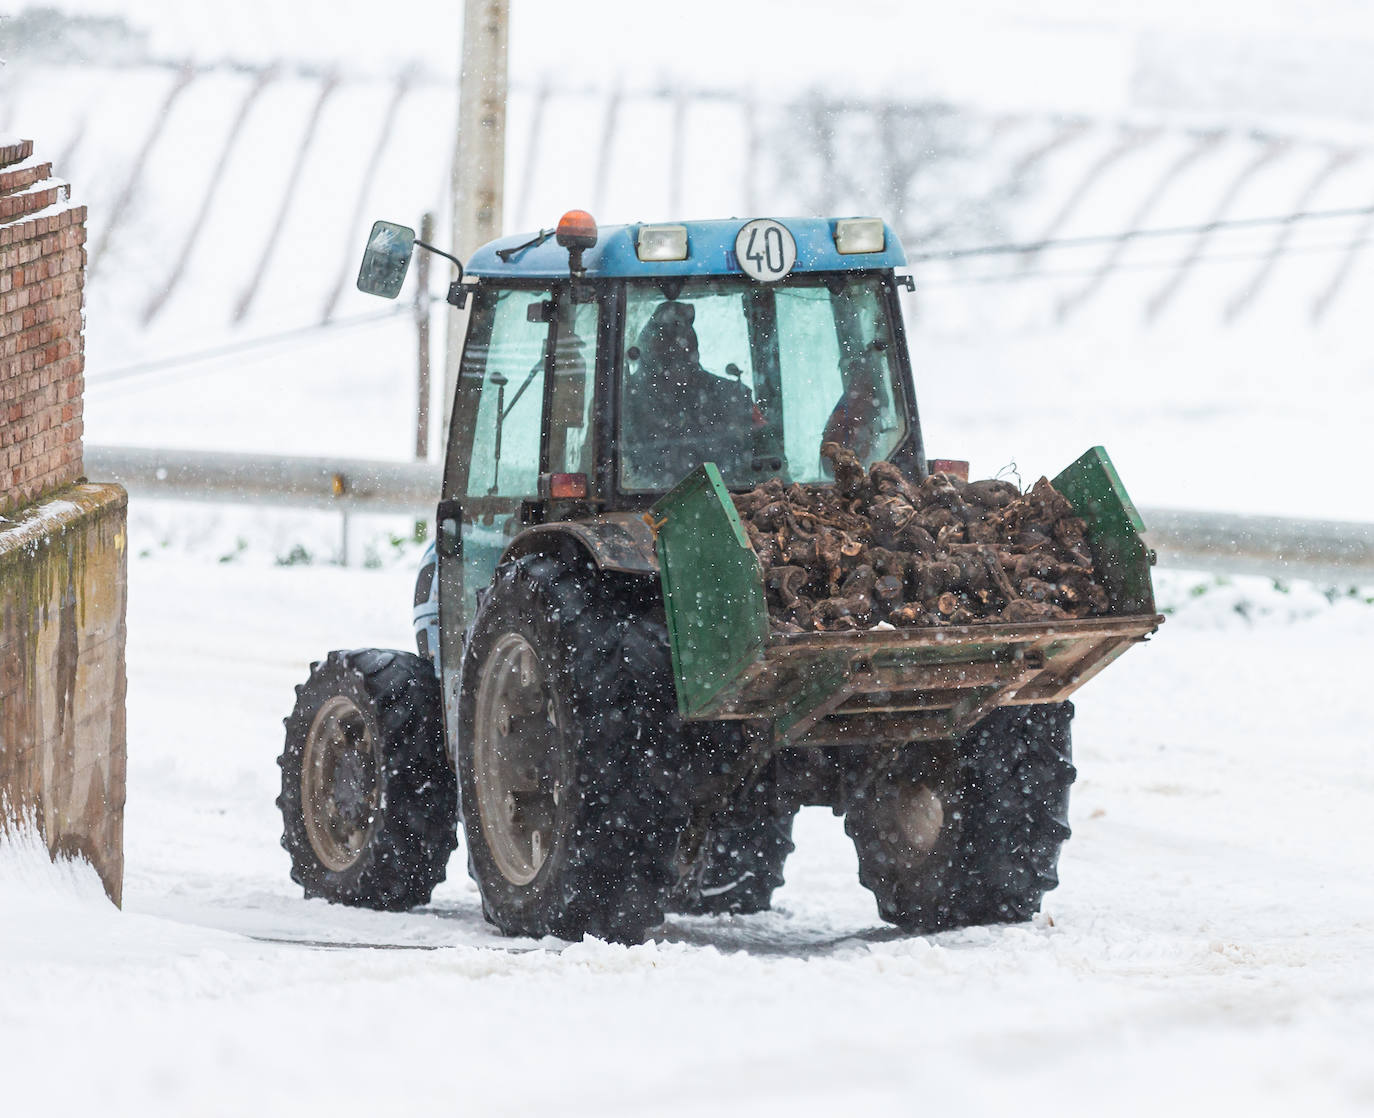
[0,140,35,166]
[1,146,84,509]
[0,162,52,195]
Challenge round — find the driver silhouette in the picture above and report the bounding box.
[622,300,752,488]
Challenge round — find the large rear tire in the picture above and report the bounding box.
[278,649,458,910]
[457,551,690,943]
[846,702,1075,932]
[671,766,798,916]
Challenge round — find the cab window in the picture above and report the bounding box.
[464,289,554,498]
[617,275,907,491]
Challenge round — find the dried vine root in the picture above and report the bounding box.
[734,445,1113,632]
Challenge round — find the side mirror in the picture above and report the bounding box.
[356,220,416,299]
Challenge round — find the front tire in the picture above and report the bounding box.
[457,551,690,943]
[278,649,458,910]
[846,703,1075,932]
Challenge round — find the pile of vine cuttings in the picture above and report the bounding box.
[732,443,1112,633]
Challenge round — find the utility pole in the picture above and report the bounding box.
[443,0,508,445]
[414,211,434,460]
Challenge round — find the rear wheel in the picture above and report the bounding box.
[458,551,690,943]
[671,766,798,916]
[278,649,458,910]
[846,703,1075,932]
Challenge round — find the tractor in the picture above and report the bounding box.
[278,212,1162,943]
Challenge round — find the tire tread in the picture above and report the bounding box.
[278,649,458,911]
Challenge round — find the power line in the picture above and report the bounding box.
[86,307,409,388]
[909,204,1374,263]
[80,204,1374,391]
[907,235,1374,290]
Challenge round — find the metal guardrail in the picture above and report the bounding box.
[1138,507,1374,586]
[85,445,1374,584]
[85,444,439,514]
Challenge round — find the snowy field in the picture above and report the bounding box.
[3,555,1372,1115]
[7,0,1374,520]
[3,2,1374,1113]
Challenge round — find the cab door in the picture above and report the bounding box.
[435,285,555,736]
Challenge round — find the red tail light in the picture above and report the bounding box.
[547,472,589,499]
[928,458,969,482]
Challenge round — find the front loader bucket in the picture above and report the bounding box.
[650,450,1162,747]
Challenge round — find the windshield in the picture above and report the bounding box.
[618,274,908,491]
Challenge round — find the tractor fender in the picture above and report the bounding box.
[501,512,660,578]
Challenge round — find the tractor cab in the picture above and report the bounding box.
[360,212,926,643]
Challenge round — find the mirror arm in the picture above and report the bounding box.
[414,238,463,273]
[414,238,470,307]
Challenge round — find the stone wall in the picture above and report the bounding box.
[0,487,127,903]
[0,137,125,905]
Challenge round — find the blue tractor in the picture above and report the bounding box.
[278,212,1159,943]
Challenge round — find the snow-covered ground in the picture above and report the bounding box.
[2,555,1371,1115]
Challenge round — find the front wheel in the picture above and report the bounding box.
[278,649,458,910]
[846,703,1075,932]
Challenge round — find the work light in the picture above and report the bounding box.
[636,224,689,261]
[834,218,885,254]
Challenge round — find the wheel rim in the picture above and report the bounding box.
[894,782,945,853]
[472,633,565,886]
[302,695,381,872]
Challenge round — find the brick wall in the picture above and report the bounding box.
[1,137,123,906]
[1,137,87,515]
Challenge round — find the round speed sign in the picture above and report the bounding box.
[735,219,797,282]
